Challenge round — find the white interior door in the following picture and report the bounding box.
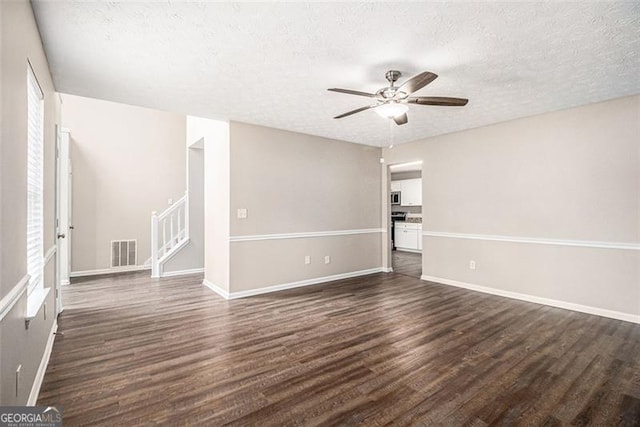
[56,128,72,313]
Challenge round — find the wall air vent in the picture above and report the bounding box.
[111,239,137,268]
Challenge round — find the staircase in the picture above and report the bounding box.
[150,191,189,278]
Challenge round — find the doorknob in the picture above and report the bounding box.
[57,233,65,239]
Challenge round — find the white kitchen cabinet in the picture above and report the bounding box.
[400,178,422,206]
[390,178,422,206]
[395,222,422,252]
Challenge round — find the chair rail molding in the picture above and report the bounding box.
[0,274,30,322]
[229,228,385,242]
[44,245,57,265]
[422,231,639,251]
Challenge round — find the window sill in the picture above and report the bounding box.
[26,287,50,321]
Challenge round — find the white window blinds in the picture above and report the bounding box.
[27,65,44,295]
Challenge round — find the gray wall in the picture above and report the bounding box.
[228,122,382,292]
[0,0,60,404]
[382,95,640,318]
[61,94,186,273]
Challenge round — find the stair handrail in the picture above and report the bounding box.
[157,193,187,221]
[151,190,189,278]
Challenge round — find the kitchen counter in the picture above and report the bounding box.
[404,217,422,224]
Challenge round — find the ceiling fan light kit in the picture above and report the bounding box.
[375,102,408,118]
[328,70,468,126]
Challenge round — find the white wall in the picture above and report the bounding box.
[0,0,60,405]
[383,95,640,321]
[202,118,231,292]
[61,94,186,273]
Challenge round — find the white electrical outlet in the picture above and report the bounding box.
[237,208,248,219]
[304,255,311,265]
[325,255,331,264]
[470,260,476,270]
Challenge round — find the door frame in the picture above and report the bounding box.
[385,160,423,276]
[55,127,72,314]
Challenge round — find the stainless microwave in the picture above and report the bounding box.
[390,191,401,205]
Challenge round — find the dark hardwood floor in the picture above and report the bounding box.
[38,271,640,426]
[392,250,422,278]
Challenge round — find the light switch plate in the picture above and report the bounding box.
[237,208,248,219]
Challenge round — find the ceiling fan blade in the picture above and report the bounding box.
[398,71,438,95]
[393,113,408,125]
[327,88,376,98]
[333,105,375,119]
[408,96,469,106]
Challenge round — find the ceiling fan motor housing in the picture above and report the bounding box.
[385,70,402,85]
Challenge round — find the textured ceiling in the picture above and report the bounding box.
[32,1,640,147]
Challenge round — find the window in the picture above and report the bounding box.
[27,64,44,296]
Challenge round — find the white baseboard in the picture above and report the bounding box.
[396,248,422,254]
[202,279,230,299]
[204,267,384,300]
[381,267,393,273]
[27,320,58,406]
[162,268,204,278]
[70,265,150,278]
[421,275,640,324]
[60,279,70,286]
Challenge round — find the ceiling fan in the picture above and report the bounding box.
[328,70,468,125]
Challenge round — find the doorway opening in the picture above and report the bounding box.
[388,161,422,278]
